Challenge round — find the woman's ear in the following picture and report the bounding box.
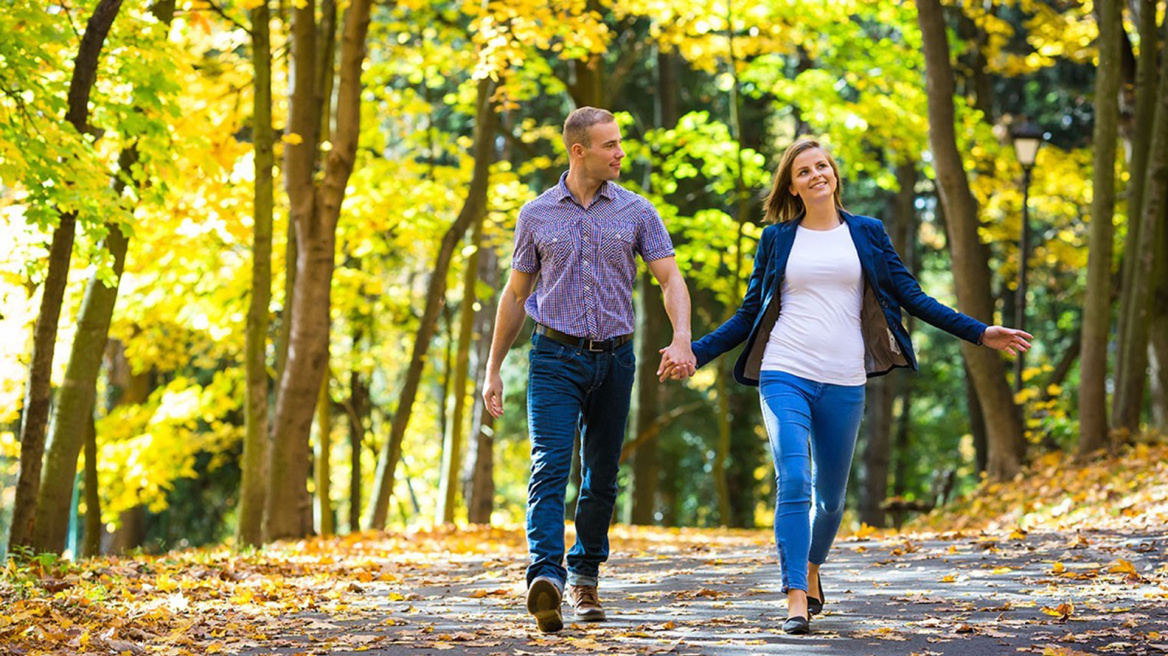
[789,185,798,197]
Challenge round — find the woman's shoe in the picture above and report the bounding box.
[782,615,811,635]
[807,572,824,616]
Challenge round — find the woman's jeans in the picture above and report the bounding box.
[759,370,865,593]
[525,332,636,590]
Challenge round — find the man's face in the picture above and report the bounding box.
[576,121,624,181]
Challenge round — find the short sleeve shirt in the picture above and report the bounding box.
[511,172,675,340]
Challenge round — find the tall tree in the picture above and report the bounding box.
[9,0,125,551]
[463,245,499,525]
[859,160,917,527]
[1112,10,1168,439]
[315,374,334,535]
[437,192,491,524]
[237,0,275,549]
[630,47,681,526]
[916,0,1026,480]
[33,0,178,553]
[264,0,373,542]
[1080,0,1124,454]
[81,403,100,558]
[366,78,496,529]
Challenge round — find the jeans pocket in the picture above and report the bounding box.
[613,344,636,370]
[532,334,577,363]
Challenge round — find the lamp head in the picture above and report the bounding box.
[1011,121,1044,169]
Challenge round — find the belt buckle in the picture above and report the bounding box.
[586,339,606,352]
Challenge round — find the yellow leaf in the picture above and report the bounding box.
[1108,559,1137,575]
[282,133,303,145]
[992,567,1013,574]
[1051,562,1066,574]
[940,574,957,583]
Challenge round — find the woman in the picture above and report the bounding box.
[662,138,1031,634]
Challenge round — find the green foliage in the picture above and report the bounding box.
[0,0,1119,549]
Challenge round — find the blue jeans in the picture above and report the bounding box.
[525,332,635,589]
[759,370,865,593]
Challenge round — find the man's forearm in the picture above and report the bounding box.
[661,278,692,340]
[487,293,529,373]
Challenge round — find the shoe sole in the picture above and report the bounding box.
[527,579,563,633]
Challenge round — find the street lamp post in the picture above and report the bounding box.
[1011,122,1044,394]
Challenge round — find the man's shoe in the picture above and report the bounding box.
[566,584,606,621]
[807,572,824,616]
[782,615,811,635]
[526,577,563,632]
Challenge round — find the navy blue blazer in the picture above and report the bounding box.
[692,210,988,386]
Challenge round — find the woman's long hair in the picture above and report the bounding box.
[762,138,845,223]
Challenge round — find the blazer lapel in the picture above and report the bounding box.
[842,210,878,287]
[763,218,800,309]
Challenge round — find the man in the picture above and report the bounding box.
[483,107,696,633]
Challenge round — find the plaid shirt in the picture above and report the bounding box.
[512,172,675,340]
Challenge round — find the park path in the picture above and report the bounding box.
[240,525,1168,655]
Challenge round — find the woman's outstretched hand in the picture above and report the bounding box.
[980,326,1033,356]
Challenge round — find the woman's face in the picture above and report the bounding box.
[788,148,836,203]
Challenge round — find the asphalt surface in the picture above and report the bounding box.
[242,527,1168,655]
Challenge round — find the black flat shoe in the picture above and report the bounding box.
[782,615,811,635]
[808,572,824,616]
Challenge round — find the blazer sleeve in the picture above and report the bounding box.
[692,229,771,368]
[877,223,987,345]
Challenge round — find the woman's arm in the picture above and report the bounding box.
[878,224,987,344]
[878,224,1032,354]
[689,229,772,369]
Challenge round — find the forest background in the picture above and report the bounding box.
[1,0,1166,560]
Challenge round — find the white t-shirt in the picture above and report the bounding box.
[760,223,867,385]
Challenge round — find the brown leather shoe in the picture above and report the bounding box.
[566,584,606,621]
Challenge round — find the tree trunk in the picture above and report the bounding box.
[347,363,368,532]
[1149,201,1168,430]
[859,160,917,527]
[315,373,333,536]
[265,0,372,542]
[463,246,498,525]
[916,0,1026,481]
[9,0,124,552]
[100,342,151,555]
[31,86,165,554]
[630,271,668,525]
[366,78,495,529]
[237,0,274,550]
[1082,0,1133,452]
[1114,0,1158,410]
[82,404,100,558]
[1112,13,1168,440]
[438,198,490,524]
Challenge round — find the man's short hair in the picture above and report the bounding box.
[563,107,615,150]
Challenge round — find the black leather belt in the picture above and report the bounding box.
[534,324,632,352]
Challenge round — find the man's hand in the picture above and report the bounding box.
[657,338,696,382]
[980,325,1033,356]
[484,370,505,418]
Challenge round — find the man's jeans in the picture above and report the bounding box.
[525,332,635,589]
[759,370,865,593]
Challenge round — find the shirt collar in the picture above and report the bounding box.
[557,171,614,205]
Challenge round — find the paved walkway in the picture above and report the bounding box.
[244,526,1168,655]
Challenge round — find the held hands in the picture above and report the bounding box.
[483,370,505,418]
[657,338,697,382]
[980,326,1033,356]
